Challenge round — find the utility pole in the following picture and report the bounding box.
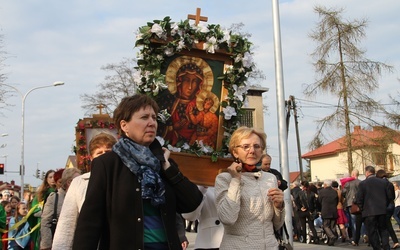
[290,95,304,181]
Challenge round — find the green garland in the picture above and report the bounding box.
[134,16,255,159]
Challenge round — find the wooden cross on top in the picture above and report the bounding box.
[188,8,208,25]
[96,104,105,115]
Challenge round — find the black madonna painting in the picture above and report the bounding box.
[157,55,224,150]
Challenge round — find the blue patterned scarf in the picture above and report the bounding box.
[113,137,166,206]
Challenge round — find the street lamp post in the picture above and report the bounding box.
[0,82,64,199]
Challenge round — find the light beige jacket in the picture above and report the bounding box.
[215,171,285,250]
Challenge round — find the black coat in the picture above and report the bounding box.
[295,190,317,212]
[72,141,203,250]
[356,175,394,217]
[318,186,338,219]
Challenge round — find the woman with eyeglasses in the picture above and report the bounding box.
[214,126,285,250]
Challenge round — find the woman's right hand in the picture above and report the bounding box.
[227,162,242,179]
[161,147,171,170]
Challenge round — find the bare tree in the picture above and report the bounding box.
[303,6,393,173]
[0,34,10,117]
[386,80,400,128]
[80,57,138,115]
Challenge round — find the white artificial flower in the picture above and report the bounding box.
[157,109,171,124]
[194,23,209,33]
[223,106,237,120]
[133,71,143,85]
[242,52,254,68]
[177,39,185,51]
[151,23,164,39]
[203,36,218,54]
[135,32,143,40]
[182,143,191,150]
[164,47,174,57]
[154,80,168,95]
[225,65,234,73]
[155,136,165,146]
[167,145,181,152]
[219,29,231,44]
[233,84,248,102]
[234,54,243,63]
[156,54,164,61]
[171,23,179,36]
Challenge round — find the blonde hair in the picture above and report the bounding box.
[228,126,266,155]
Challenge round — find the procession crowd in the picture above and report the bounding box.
[0,93,397,250]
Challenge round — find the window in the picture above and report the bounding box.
[239,108,254,127]
[372,152,386,166]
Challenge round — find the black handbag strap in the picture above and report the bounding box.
[52,192,58,224]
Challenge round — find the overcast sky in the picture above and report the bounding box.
[0,0,399,187]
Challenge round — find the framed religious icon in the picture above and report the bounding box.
[75,113,118,173]
[134,12,256,185]
[156,53,231,151]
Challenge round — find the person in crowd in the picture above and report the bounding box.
[342,169,363,246]
[318,179,338,246]
[53,169,64,190]
[393,182,400,229]
[8,202,31,250]
[29,169,56,250]
[9,196,20,216]
[1,200,12,249]
[376,169,399,249]
[1,190,10,202]
[40,167,81,250]
[356,166,393,250]
[214,126,285,249]
[291,181,302,241]
[72,94,203,249]
[0,201,6,250]
[52,132,117,249]
[332,180,350,242]
[295,180,319,244]
[182,185,224,249]
[339,172,354,240]
[260,153,288,191]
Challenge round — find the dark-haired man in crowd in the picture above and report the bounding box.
[356,166,393,250]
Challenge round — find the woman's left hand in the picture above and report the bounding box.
[162,147,171,170]
[267,188,284,209]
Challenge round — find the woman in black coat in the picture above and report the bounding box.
[72,94,203,250]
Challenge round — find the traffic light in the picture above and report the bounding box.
[42,171,46,180]
[0,163,4,175]
[36,169,40,178]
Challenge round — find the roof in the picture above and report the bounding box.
[302,126,400,159]
[289,171,301,183]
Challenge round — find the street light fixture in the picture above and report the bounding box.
[1,133,9,137]
[0,81,65,198]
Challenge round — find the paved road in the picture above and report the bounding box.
[185,231,399,250]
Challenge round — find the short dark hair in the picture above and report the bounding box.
[365,165,375,175]
[301,180,309,188]
[113,94,159,135]
[376,169,387,178]
[332,180,339,188]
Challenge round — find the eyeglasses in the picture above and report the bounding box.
[236,144,262,151]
